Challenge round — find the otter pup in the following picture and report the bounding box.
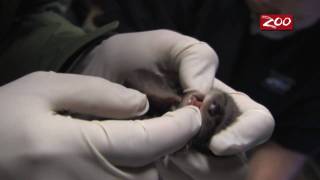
[124,69,239,154]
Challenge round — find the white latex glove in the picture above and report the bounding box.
[0,71,202,180]
[209,79,275,155]
[79,29,218,95]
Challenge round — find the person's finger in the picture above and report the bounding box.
[16,72,149,119]
[150,30,218,94]
[99,30,219,94]
[172,41,218,95]
[75,106,201,167]
[25,107,199,178]
[209,79,275,155]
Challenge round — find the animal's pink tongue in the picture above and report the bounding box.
[188,96,203,109]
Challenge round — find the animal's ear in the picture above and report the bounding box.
[124,69,181,115]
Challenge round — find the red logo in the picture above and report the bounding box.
[260,14,293,31]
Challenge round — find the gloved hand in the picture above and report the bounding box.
[0,71,202,180]
[79,29,218,95]
[209,79,275,155]
[79,29,274,156]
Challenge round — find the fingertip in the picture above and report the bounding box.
[159,105,202,138]
[161,105,202,127]
[134,94,150,116]
[181,105,202,117]
[247,108,275,141]
[178,105,202,126]
[209,133,243,156]
[256,108,275,131]
[122,89,150,117]
[183,87,208,95]
[209,133,226,155]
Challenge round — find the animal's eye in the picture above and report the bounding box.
[208,103,220,116]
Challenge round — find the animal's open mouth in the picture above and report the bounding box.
[186,95,204,109]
